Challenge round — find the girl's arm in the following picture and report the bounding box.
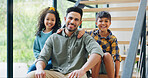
[33,37,41,59]
[57,28,86,38]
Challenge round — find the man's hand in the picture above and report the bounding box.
[68,69,86,78]
[77,28,85,39]
[35,69,46,78]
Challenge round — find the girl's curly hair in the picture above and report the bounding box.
[36,7,61,37]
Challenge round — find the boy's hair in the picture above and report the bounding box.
[36,7,61,37]
[66,7,83,20]
[96,11,111,22]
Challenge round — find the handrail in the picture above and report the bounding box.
[139,12,146,78]
[68,0,95,8]
[121,0,147,78]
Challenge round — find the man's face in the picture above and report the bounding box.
[64,12,82,32]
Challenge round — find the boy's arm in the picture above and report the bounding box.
[111,38,121,78]
[115,60,120,78]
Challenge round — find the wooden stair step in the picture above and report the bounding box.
[96,71,140,78]
[82,6,148,12]
[82,16,148,21]
[121,55,140,61]
[118,41,130,44]
[82,28,133,31]
[80,0,140,5]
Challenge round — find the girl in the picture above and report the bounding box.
[27,7,61,73]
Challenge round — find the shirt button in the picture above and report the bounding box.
[68,47,70,49]
[68,56,70,58]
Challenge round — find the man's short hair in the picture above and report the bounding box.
[66,7,83,20]
[96,11,111,22]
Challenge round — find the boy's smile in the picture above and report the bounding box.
[96,18,111,32]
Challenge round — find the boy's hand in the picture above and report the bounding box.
[57,28,64,34]
[77,28,85,39]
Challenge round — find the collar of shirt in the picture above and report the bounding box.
[94,29,113,40]
[61,29,79,38]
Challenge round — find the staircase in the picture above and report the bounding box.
[75,0,148,78]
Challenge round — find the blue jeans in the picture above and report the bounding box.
[27,60,52,74]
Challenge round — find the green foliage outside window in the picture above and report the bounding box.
[0,0,95,65]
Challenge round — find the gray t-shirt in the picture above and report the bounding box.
[36,29,104,74]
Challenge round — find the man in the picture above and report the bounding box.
[27,7,104,78]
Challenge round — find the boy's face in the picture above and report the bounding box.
[96,17,111,32]
[64,12,82,32]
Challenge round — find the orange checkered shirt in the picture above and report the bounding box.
[86,29,122,62]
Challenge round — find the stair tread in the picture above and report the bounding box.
[80,0,140,5]
[83,6,148,12]
[89,71,140,78]
[82,16,148,21]
[81,28,133,31]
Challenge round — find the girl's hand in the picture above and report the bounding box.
[77,28,85,39]
[57,28,64,34]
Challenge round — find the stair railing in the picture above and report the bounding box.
[121,0,147,78]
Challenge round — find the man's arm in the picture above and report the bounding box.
[68,53,101,78]
[35,61,46,78]
[34,35,53,78]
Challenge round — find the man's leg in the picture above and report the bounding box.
[65,73,87,78]
[103,52,115,78]
[26,70,65,78]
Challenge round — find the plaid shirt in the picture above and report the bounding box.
[86,29,121,62]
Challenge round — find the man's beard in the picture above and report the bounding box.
[66,26,77,32]
[66,23,77,32]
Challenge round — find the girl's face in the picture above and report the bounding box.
[44,13,56,30]
[96,17,111,32]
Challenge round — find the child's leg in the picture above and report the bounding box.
[91,59,101,78]
[44,60,52,70]
[103,52,115,78]
[27,63,36,74]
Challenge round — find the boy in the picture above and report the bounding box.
[79,11,121,78]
